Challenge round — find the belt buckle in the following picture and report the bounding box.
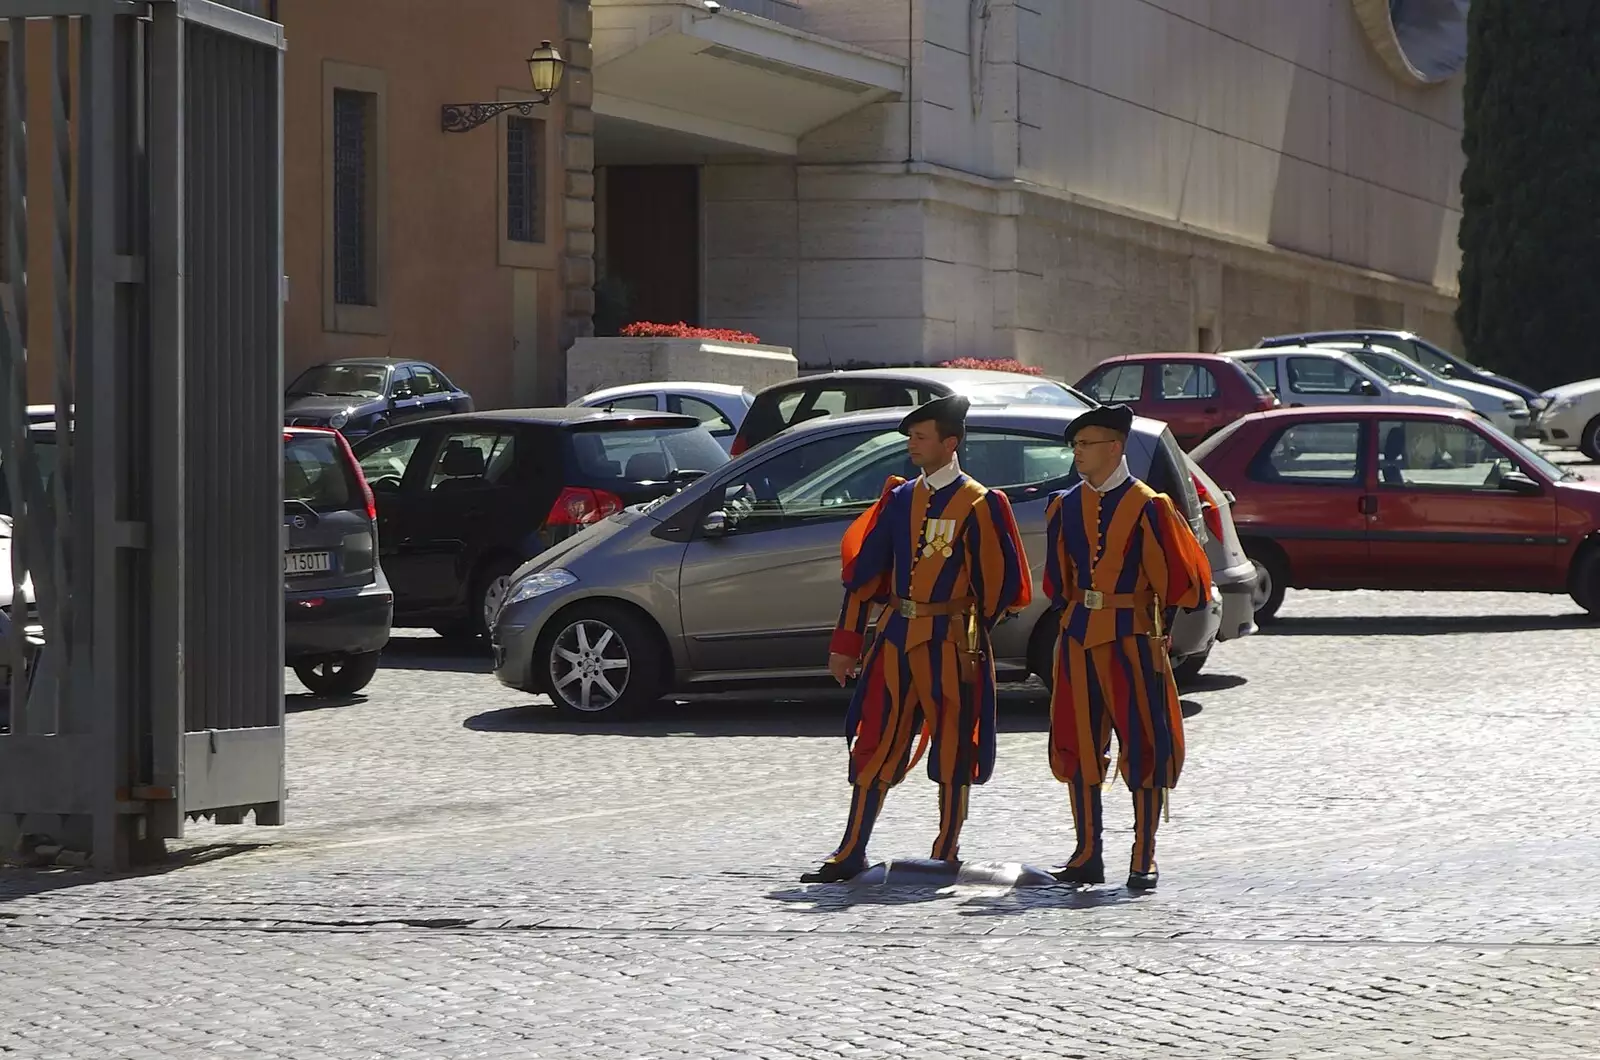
[898,599,918,619]
[1082,589,1105,611]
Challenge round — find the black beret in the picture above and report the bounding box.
[1063,403,1134,443]
[898,393,970,434]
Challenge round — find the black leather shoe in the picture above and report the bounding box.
[801,857,864,884]
[1051,857,1104,885]
[1126,869,1159,892]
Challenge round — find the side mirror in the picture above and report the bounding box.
[1358,380,1380,397]
[1499,470,1542,495]
[391,388,413,402]
[700,509,733,537]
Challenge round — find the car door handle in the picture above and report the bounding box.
[1358,495,1377,515]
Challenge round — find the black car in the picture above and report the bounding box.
[350,408,731,638]
[1255,330,1544,411]
[285,358,474,440]
[283,427,394,695]
[729,367,1094,455]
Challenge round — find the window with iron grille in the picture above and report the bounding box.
[332,88,376,306]
[506,116,544,244]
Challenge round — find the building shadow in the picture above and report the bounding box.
[0,841,267,903]
[1263,613,1593,637]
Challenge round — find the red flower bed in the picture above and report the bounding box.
[938,357,1044,376]
[620,321,763,345]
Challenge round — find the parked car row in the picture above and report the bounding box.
[489,401,1257,720]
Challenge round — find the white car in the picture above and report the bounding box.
[1315,341,1531,435]
[1220,347,1474,413]
[1534,377,1600,459]
[571,382,753,452]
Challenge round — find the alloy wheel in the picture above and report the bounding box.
[549,619,632,712]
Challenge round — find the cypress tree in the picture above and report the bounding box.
[1456,0,1600,389]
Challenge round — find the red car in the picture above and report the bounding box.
[1075,352,1278,449]
[1192,406,1600,622]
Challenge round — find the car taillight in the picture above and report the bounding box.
[1257,393,1279,410]
[1191,473,1224,540]
[334,430,377,521]
[729,435,748,456]
[547,486,624,527]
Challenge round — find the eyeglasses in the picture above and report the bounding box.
[1070,439,1119,451]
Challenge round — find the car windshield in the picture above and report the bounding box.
[1356,352,1428,387]
[566,424,729,483]
[287,364,388,398]
[779,431,910,511]
[961,379,1089,408]
[1474,418,1583,481]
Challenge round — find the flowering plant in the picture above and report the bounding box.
[937,357,1044,376]
[620,321,763,345]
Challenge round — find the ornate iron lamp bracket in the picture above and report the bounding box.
[440,97,554,134]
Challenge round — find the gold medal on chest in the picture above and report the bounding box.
[921,517,957,559]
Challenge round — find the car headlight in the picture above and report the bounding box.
[329,409,350,429]
[503,568,577,608]
[1547,396,1575,414]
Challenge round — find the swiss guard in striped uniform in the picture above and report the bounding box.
[801,394,1031,883]
[1044,403,1211,891]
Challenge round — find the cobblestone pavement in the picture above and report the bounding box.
[3,451,1598,1058]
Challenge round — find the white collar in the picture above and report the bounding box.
[1086,456,1131,494]
[920,454,962,492]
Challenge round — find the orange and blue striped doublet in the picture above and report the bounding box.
[1043,478,1211,791]
[829,473,1032,789]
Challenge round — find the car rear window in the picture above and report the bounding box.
[740,380,935,449]
[564,424,729,483]
[284,433,364,513]
[1235,362,1276,399]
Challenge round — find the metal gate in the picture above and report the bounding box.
[0,0,285,869]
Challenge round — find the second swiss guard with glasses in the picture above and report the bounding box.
[801,394,1032,884]
[1043,403,1212,892]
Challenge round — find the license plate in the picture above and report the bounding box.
[284,550,332,575]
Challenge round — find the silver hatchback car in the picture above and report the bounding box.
[492,406,1236,719]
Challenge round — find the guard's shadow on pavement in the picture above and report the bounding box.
[1265,613,1592,636]
[0,842,266,901]
[763,881,1147,914]
[378,632,492,674]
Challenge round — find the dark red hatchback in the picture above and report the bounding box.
[1076,353,1278,449]
[1192,406,1600,622]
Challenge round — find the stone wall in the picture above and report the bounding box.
[558,0,597,400]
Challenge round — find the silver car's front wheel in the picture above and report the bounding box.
[548,618,633,713]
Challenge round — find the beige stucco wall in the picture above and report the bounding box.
[280,0,571,404]
[695,0,1463,380]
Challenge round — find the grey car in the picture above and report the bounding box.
[492,405,1233,720]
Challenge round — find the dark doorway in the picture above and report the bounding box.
[602,165,700,331]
